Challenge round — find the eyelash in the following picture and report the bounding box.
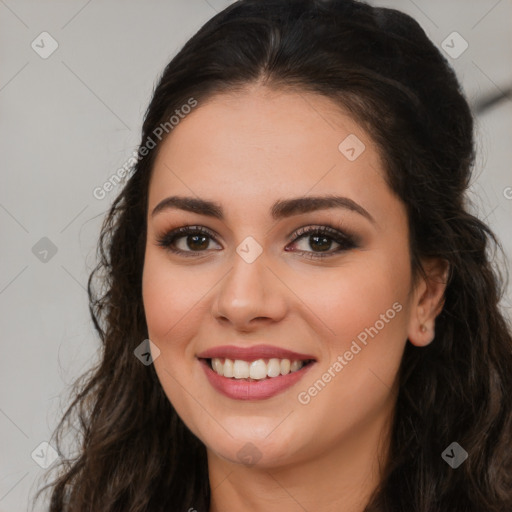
[156,224,358,260]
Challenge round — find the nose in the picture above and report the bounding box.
[211,248,288,331]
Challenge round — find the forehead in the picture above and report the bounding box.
[151,86,387,191]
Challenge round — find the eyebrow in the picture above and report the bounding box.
[151,195,375,224]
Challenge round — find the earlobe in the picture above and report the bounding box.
[407,258,449,347]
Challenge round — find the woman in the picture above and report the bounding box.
[36,0,512,510]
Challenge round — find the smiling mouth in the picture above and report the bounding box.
[201,357,315,381]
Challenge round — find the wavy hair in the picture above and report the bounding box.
[34,0,512,510]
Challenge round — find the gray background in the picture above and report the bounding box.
[1,1,511,510]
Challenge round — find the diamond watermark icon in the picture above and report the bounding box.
[31,32,59,59]
[134,339,161,365]
[441,32,468,59]
[441,441,468,469]
[31,441,60,469]
[236,236,263,264]
[338,134,366,161]
[32,237,58,263]
[236,442,262,466]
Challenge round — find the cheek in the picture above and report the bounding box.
[142,254,173,340]
[142,249,198,343]
[299,256,410,343]
[300,256,411,410]
[141,250,205,426]
[296,253,411,395]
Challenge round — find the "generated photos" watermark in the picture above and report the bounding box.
[297,301,403,405]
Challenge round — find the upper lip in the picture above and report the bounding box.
[196,344,316,362]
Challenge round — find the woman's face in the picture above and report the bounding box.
[142,85,420,469]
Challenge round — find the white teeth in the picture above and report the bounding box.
[212,358,224,376]
[210,357,308,379]
[223,358,234,378]
[249,360,267,380]
[267,358,281,377]
[290,360,302,372]
[233,360,250,379]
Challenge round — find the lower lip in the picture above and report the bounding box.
[199,358,315,400]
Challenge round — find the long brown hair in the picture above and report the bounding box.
[34,1,512,510]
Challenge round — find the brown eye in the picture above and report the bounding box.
[287,225,358,259]
[156,226,221,257]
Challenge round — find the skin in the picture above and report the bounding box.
[142,83,448,512]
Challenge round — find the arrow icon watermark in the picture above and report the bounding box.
[338,134,366,161]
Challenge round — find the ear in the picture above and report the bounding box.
[407,258,450,347]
